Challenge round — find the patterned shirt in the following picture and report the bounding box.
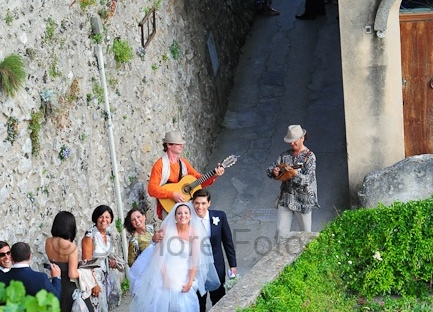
[267,147,320,213]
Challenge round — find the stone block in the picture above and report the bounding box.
[358,154,433,208]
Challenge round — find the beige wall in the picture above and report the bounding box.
[339,0,404,205]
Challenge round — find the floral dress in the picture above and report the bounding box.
[85,225,118,312]
[127,225,153,267]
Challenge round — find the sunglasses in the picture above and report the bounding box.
[0,251,11,258]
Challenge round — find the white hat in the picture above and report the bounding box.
[284,125,306,143]
[163,131,186,144]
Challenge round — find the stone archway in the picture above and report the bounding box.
[374,0,400,37]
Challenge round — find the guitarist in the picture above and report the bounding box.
[147,131,225,220]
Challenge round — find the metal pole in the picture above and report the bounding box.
[91,16,129,272]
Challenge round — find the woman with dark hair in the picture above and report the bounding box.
[82,205,122,312]
[123,208,159,267]
[45,211,93,312]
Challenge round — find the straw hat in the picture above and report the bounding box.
[163,131,186,144]
[284,125,306,143]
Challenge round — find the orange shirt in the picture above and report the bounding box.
[148,157,217,219]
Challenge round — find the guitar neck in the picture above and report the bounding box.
[189,169,216,189]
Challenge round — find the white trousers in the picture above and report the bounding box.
[277,205,312,238]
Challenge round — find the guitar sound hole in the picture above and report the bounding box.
[183,185,192,194]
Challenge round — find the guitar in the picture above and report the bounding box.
[159,155,239,213]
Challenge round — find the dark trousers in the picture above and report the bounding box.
[304,0,325,15]
[197,284,226,312]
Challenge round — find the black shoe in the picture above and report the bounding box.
[262,7,280,16]
[295,13,315,20]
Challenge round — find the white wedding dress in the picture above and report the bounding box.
[129,202,219,312]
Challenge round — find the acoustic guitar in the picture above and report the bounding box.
[159,155,239,213]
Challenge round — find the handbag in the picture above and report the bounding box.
[71,289,89,312]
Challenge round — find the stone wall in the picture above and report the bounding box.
[0,0,253,265]
[339,0,405,206]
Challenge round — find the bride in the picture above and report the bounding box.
[129,202,219,312]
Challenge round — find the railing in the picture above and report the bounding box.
[138,7,156,49]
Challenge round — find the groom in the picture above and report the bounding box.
[192,189,237,311]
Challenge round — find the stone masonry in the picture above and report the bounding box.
[0,0,253,267]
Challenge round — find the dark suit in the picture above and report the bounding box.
[198,210,237,312]
[0,266,61,299]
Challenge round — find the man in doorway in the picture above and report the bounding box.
[192,188,237,311]
[295,0,326,20]
[148,131,225,220]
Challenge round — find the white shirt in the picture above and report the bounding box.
[200,211,211,237]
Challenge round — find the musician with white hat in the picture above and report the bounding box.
[266,125,320,238]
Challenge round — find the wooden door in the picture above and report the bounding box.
[400,13,433,156]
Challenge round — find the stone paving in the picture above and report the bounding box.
[113,0,348,310]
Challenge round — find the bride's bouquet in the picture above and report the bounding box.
[224,270,240,291]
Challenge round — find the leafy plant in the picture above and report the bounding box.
[115,219,122,233]
[48,56,61,78]
[29,111,43,156]
[5,9,13,26]
[0,54,26,98]
[151,63,158,71]
[92,79,104,104]
[44,17,56,43]
[241,197,433,311]
[112,38,133,66]
[79,0,97,10]
[0,280,60,311]
[58,145,71,161]
[98,8,109,20]
[121,278,129,293]
[154,0,163,10]
[92,33,102,44]
[169,40,181,60]
[5,116,18,145]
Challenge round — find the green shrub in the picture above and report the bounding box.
[0,280,60,311]
[112,39,133,66]
[0,54,26,98]
[29,111,43,156]
[241,197,433,311]
[5,9,13,26]
[80,0,97,10]
[44,17,56,43]
[169,40,181,61]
